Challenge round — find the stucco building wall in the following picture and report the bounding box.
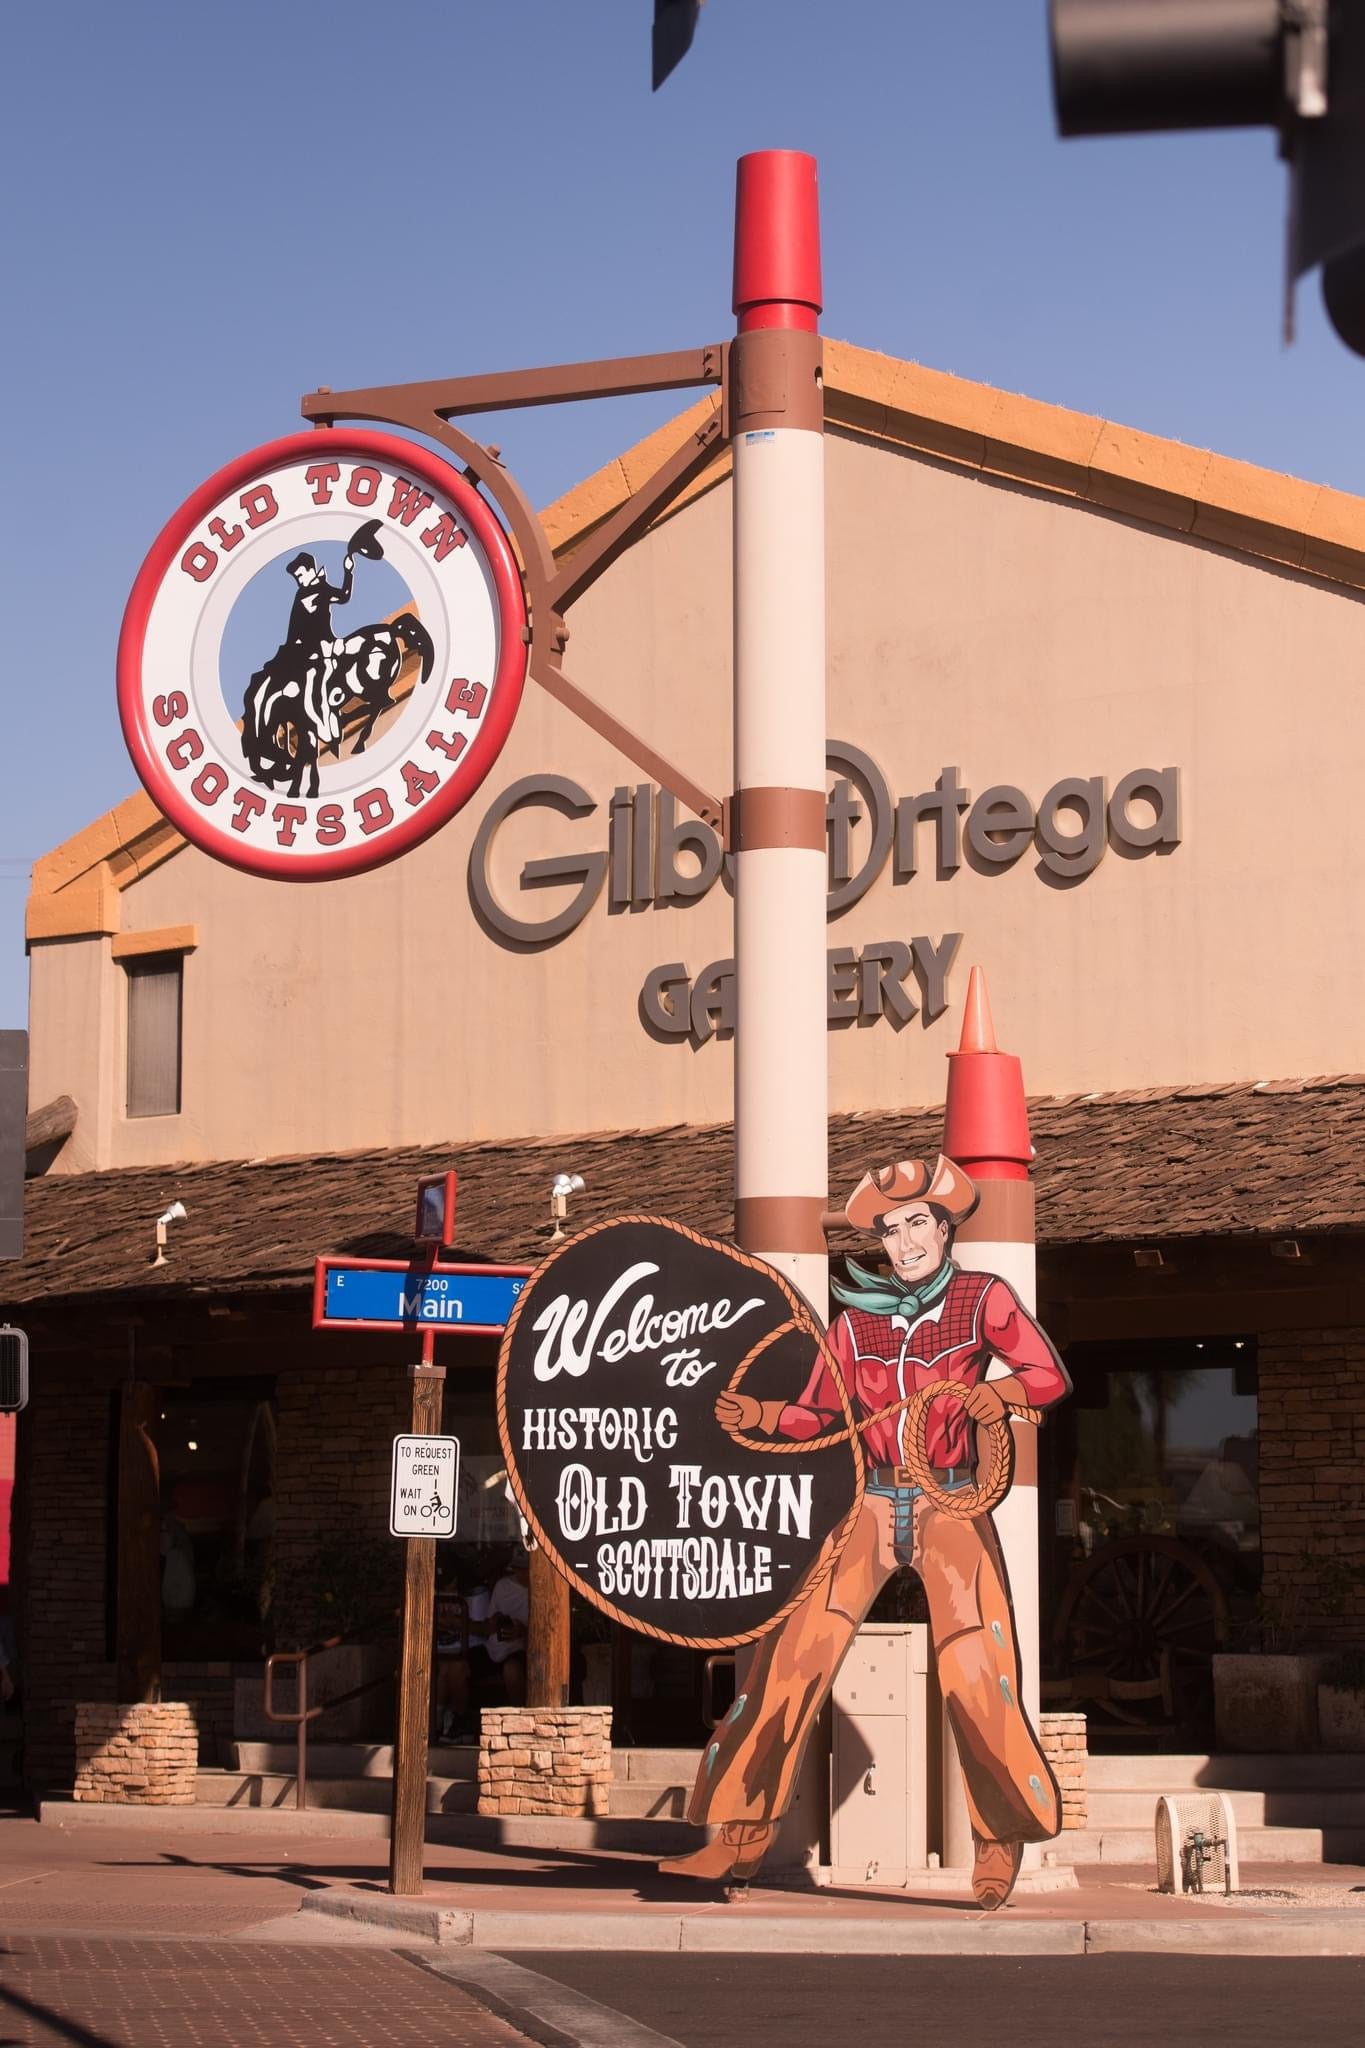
[25,425,1365,1172]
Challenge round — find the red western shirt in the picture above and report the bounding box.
[778,1266,1068,1472]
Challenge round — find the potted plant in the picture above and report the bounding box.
[1213,1568,1324,1753]
[1318,1648,1365,1753]
[1214,1553,1365,1752]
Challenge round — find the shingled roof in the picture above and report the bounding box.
[5,1074,1362,1308]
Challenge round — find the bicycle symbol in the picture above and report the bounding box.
[420,1486,450,1524]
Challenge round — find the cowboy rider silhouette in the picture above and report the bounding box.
[242,521,384,774]
[285,550,352,661]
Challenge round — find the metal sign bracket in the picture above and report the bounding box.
[299,347,731,831]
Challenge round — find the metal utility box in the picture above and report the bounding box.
[829,1623,930,1886]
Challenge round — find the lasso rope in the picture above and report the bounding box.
[722,1320,1042,1519]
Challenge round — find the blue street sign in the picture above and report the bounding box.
[321,1265,527,1330]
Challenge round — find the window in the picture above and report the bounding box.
[125,956,182,1117]
[153,1381,278,1661]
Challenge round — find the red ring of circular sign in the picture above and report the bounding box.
[117,428,529,881]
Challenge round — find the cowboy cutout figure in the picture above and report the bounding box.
[661,1154,1072,1910]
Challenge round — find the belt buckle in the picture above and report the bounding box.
[892,1464,913,1487]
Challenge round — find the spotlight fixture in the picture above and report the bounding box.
[151,1201,188,1268]
[549,1172,586,1242]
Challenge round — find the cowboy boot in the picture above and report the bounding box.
[971,1834,1024,1911]
[659,1821,775,1884]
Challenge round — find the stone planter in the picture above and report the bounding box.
[478,1705,612,1817]
[73,1702,198,1805]
[1039,1710,1088,1829]
[1213,1653,1331,1752]
[1318,1685,1365,1753]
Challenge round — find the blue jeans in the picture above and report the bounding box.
[864,1470,973,1563]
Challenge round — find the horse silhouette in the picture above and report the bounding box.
[242,612,435,797]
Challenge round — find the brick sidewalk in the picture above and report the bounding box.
[0,1937,531,2048]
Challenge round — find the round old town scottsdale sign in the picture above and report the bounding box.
[118,430,528,879]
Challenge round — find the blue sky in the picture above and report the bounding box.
[3,0,1360,1033]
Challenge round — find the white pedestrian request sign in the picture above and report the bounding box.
[390,1433,460,1539]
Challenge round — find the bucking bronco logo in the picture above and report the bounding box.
[119,430,528,881]
[241,517,436,800]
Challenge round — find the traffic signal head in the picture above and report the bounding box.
[1051,0,1365,357]
[0,1326,28,1414]
[1051,0,1284,136]
[1291,3,1365,352]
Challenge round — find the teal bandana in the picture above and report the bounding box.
[831,1255,956,1321]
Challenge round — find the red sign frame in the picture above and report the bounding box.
[117,429,528,882]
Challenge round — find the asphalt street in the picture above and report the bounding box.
[2,1937,1365,2048]
[512,1951,1365,2048]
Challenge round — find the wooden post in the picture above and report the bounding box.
[526,1545,570,1707]
[388,1350,443,1897]
[116,1381,162,1704]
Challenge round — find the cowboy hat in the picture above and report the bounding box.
[347,519,385,560]
[844,1153,979,1232]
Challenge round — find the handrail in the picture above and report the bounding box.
[262,1606,401,1811]
[262,1651,325,1812]
[280,1605,403,1667]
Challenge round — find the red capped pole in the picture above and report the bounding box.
[729,152,828,1319]
[733,151,823,331]
[943,966,1032,1180]
[940,967,1045,1873]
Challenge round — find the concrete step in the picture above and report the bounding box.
[1089,1786,1365,1829]
[1063,1822,1365,1865]
[611,1748,701,1784]
[196,1769,476,1815]
[232,1741,702,1787]
[234,1742,477,1777]
[611,1782,689,1819]
[203,1768,690,1820]
[1086,1752,1365,1792]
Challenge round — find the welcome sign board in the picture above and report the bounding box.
[496,1216,863,1649]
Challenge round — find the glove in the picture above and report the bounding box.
[715,1391,776,1434]
[958,1381,1007,1425]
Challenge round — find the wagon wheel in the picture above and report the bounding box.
[1054,1533,1229,1690]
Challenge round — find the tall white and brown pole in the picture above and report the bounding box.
[940,966,1043,1871]
[730,150,828,1323]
